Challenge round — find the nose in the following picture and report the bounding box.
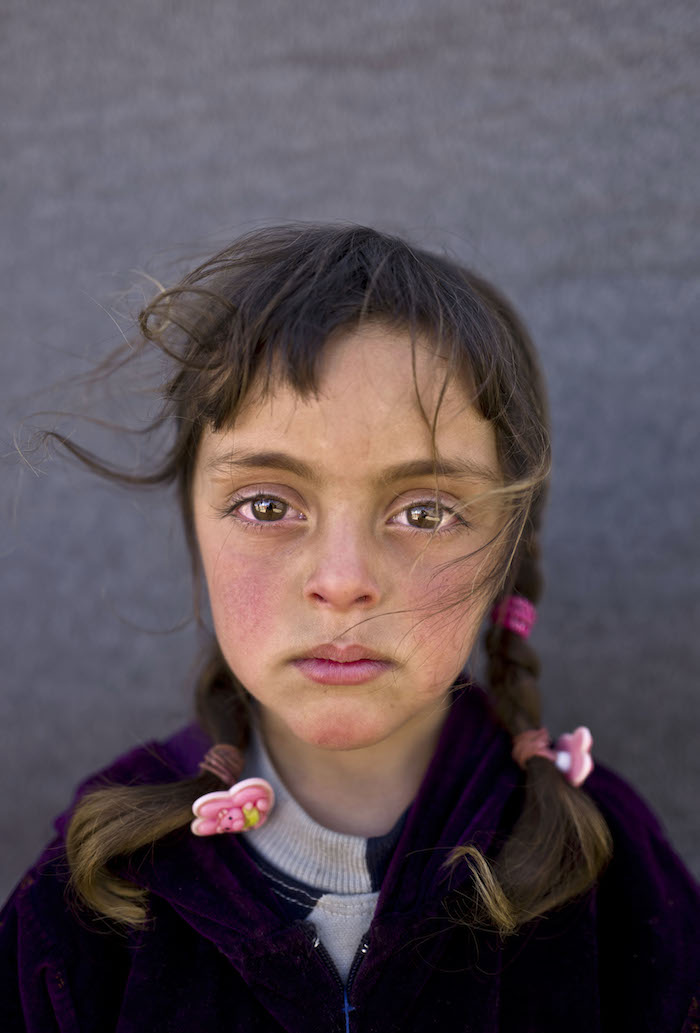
[303,518,382,611]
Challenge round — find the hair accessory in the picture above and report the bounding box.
[490,595,537,638]
[512,726,594,787]
[192,744,275,836]
[198,744,245,785]
[191,779,275,835]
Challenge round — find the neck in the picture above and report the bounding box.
[257,699,450,837]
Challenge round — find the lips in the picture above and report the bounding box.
[297,643,391,664]
[292,643,395,685]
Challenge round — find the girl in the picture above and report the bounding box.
[1,224,698,1033]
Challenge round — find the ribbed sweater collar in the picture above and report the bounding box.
[240,716,405,894]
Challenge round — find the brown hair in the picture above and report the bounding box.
[54,223,611,934]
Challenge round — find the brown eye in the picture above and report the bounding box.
[406,503,442,529]
[251,497,288,521]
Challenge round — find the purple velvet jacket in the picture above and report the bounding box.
[2,684,699,1032]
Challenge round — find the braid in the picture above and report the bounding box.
[445,501,613,935]
[485,517,544,736]
[64,643,253,929]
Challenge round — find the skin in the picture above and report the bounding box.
[192,326,505,835]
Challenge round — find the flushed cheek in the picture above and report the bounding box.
[208,554,285,653]
[405,565,487,675]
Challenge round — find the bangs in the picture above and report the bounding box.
[142,224,507,434]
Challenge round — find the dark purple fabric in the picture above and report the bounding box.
[1,683,699,1032]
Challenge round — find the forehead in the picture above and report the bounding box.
[197,326,499,481]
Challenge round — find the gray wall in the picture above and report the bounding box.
[2,0,699,898]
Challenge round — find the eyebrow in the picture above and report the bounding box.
[205,448,501,485]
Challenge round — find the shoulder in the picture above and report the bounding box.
[48,721,211,840]
[3,715,207,880]
[0,722,211,1030]
[2,721,210,945]
[583,761,700,1027]
[0,837,142,1033]
[584,759,699,908]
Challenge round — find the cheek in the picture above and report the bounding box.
[407,561,489,667]
[207,553,285,644]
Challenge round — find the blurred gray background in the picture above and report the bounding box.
[2,0,699,898]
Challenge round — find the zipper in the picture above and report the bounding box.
[345,932,370,995]
[308,928,344,992]
[307,925,371,1033]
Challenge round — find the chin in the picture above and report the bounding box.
[290,707,394,752]
[308,730,382,751]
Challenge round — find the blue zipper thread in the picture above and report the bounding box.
[342,985,356,1032]
[308,925,370,1033]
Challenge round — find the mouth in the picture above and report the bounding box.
[292,643,395,685]
[298,643,391,663]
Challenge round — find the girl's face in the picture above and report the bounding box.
[192,326,504,754]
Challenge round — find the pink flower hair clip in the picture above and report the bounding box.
[512,726,594,787]
[191,743,275,836]
[191,778,275,836]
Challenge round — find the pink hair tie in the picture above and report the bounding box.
[191,744,275,836]
[491,595,537,638]
[198,744,245,784]
[512,726,594,787]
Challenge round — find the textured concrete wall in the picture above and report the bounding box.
[2,0,699,897]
